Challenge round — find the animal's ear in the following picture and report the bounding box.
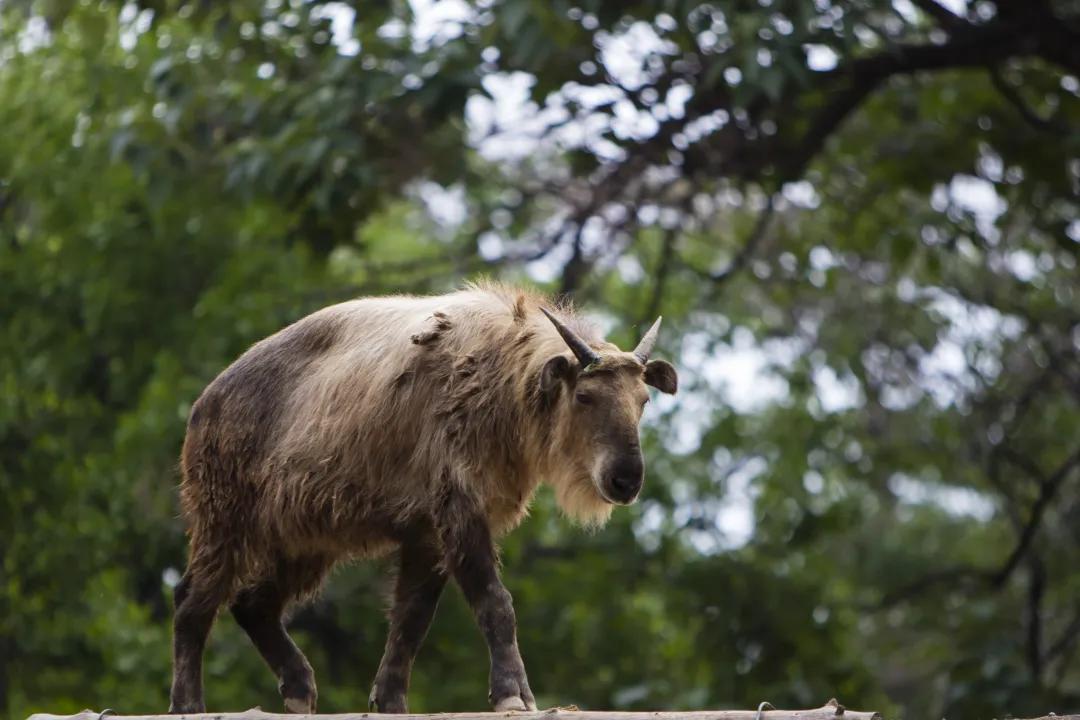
[644,359,678,394]
[540,354,573,400]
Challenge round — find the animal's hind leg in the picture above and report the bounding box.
[169,561,230,714]
[231,555,329,714]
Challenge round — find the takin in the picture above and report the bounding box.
[169,282,678,714]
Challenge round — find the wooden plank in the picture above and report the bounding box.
[27,702,884,720]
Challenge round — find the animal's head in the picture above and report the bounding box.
[538,308,678,525]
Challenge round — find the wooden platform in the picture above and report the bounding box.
[29,699,1080,720]
[27,701,883,720]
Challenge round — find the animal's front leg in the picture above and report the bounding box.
[436,491,537,712]
[371,535,448,713]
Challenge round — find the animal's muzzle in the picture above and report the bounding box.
[603,454,644,504]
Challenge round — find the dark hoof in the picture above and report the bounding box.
[489,667,537,713]
[284,696,316,714]
[279,667,317,714]
[370,686,408,713]
[494,696,533,711]
[168,701,206,714]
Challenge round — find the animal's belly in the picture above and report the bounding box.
[258,468,414,555]
[274,506,402,560]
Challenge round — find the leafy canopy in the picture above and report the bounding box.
[1,1,1078,719]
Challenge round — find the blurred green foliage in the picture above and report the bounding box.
[1,1,1078,719]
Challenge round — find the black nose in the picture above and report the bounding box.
[606,456,644,503]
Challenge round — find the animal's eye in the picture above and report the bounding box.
[575,392,594,405]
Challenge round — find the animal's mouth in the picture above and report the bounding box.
[595,483,636,506]
[593,480,618,505]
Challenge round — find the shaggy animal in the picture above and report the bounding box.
[169,282,678,714]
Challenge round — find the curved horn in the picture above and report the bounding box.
[540,307,601,367]
[633,316,662,363]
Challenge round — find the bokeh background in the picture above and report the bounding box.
[2,1,1079,718]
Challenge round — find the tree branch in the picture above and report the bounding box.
[702,194,775,291]
[989,66,1070,135]
[677,8,1078,186]
[1026,554,1046,685]
[991,447,1080,587]
[1044,603,1080,666]
[777,19,1026,182]
[634,228,678,344]
[910,0,968,30]
[875,447,1080,608]
[874,567,985,608]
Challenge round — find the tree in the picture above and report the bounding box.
[1,1,1077,718]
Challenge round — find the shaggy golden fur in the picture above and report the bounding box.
[171,281,676,715]
[180,281,629,603]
